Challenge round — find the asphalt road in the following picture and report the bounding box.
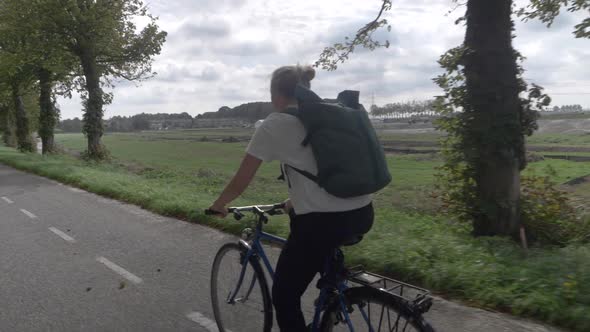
[0,164,566,332]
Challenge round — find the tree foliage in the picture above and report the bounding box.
[198,103,275,123]
[0,0,76,153]
[433,44,551,234]
[315,0,392,70]
[322,0,587,239]
[0,12,38,152]
[518,0,590,38]
[0,0,166,157]
[432,0,587,238]
[552,104,585,112]
[39,0,167,159]
[0,96,16,147]
[370,100,436,118]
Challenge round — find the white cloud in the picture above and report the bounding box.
[57,0,590,119]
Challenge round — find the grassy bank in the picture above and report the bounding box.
[2,137,590,330]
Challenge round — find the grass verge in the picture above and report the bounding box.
[1,145,589,331]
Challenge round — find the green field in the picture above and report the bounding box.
[1,130,590,331]
[56,132,444,213]
[539,112,590,120]
[55,131,590,215]
[528,133,590,146]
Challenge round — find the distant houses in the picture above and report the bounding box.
[149,119,193,130]
[191,118,249,128]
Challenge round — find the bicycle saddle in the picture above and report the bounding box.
[341,235,363,246]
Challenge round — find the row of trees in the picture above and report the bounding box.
[0,0,166,158]
[59,112,195,133]
[58,116,152,133]
[552,104,585,112]
[198,102,276,123]
[369,100,436,118]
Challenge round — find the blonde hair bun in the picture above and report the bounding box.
[300,65,316,82]
[271,64,316,98]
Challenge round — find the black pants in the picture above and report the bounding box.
[272,203,374,332]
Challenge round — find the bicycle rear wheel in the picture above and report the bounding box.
[320,286,434,332]
[211,242,273,332]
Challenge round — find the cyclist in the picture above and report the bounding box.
[209,65,374,332]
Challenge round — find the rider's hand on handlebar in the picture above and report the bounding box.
[283,198,293,215]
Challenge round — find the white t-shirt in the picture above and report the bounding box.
[246,112,372,215]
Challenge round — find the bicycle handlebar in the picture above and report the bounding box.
[205,203,286,220]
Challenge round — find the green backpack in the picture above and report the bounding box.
[281,85,391,198]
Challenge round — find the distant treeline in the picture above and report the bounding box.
[57,100,439,133]
[58,103,277,133]
[370,100,437,119]
[58,112,194,133]
[56,101,588,133]
[197,102,274,123]
[551,104,585,113]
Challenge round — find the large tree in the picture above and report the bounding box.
[455,0,526,236]
[0,93,16,147]
[0,50,37,153]
[3,0,79,154]
[40,0,166,159]
[318,0,589,237]
[433,0,588,237]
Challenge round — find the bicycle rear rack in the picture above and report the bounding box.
[347,268,433,314]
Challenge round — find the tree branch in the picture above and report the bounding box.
[315,0,392,71]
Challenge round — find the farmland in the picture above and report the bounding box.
[54,125,590,215]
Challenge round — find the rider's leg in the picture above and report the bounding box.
[272,204,374,332]
[272,231,331,332]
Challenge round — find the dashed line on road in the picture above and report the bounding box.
[96,256,143,285]
[20,209,37,219]
[186,312,224,332]
[1,196,13,204]
[49,227,77,243]
[69,187,85,193]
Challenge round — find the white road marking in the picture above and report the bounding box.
[48,227,76,243]
[1,196,13,204]
[96,257,143,284]
[20,209,37,219]
[69,187,84,193]
[186,312,224,332]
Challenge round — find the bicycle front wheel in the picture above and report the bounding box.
[320,286,434,332]
[211,242,273,332]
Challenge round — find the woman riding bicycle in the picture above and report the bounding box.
[209,65,374,332]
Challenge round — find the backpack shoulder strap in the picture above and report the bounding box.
[294,84,323,103]
[277,164,318,186]
[285,164,319,183]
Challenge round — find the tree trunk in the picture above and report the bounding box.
[38,68,56,154]
[13,85,35,153]
[464,0,522,237]
[1,103,17,147]
[80,48,106,159]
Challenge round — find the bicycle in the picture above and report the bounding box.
[207,203,435,332]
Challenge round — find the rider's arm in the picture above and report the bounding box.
[283,198,293,214]
[210,153,262,213]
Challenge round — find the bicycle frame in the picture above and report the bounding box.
[225,209,364,332]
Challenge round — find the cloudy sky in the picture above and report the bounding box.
[57,0,590,119]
